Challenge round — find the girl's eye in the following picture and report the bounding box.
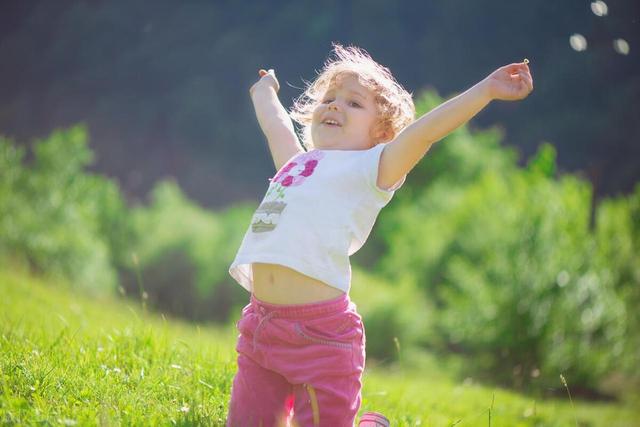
[349,101,362,108]
[322,99,334,104]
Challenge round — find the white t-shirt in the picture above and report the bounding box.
[229,143,404,294]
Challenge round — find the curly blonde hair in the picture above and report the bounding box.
[290,43,415,150]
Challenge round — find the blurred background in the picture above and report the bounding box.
[1,0,638,399]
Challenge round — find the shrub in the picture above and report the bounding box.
[0,126,129,292]
[350,267,433,364]
[123,180,254,322]
[364,90,639,393]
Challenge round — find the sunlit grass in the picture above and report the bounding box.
[1,269,638,425]
[0,268,236,425]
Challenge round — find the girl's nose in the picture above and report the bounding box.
[328,103,339,111]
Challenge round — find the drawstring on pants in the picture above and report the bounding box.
[253,307,276,352]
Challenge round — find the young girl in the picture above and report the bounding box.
[226,44,533,426]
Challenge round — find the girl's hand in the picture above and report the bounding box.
[250,69,280,96]
[483,61,533,101]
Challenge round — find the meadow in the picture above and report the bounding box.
[1,269,638,426]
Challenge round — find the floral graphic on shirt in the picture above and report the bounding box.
[251,150,324,233]
[251,201,287,232]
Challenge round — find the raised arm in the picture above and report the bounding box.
[250,69,303,171]
[378,61,533,190]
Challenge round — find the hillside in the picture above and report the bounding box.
[1,269,638,425]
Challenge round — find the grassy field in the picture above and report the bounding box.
[1,269,638,426]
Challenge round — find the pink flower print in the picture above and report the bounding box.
[272,161,297,183]
[272,151,324,187]
[300,159,318,177]
[281,175,294,187]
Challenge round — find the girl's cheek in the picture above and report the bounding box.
[312,107,324,121]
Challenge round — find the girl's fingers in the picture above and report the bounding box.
[503,63,521,72]
[518,72,533,92]
[258,69,276,78]
[521,71,533,87]
[504,62,529,74]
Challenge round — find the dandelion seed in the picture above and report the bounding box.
[590,1,608,17]
[570,34,588,51]
[613,39,630,55]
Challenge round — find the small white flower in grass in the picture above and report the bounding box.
[113,367,121,374]
[171,364,182,370]
[140,368,145,378]
[180,403,190,413]
[58,419,77,426]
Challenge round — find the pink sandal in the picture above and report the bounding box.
[358,411,390,426]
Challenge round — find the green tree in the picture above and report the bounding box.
[0,126,129,292]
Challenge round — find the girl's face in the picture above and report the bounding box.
[310,73,382,151]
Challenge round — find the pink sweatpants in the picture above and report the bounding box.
[226,292,366,427]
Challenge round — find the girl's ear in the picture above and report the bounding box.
[372,121,395,143]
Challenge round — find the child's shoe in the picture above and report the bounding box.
[358,411,390,426]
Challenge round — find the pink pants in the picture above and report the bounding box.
[226,292,366,427]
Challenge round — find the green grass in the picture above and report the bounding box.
[1,269,638,426]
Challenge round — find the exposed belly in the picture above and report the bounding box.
[252,263,345,305]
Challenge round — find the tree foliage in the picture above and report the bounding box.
[0,126,129,291]
[1,0,637,207]
[362,92,640,392]
[123,180,254,321]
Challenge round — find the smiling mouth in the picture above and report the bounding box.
[322,120,341,127]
